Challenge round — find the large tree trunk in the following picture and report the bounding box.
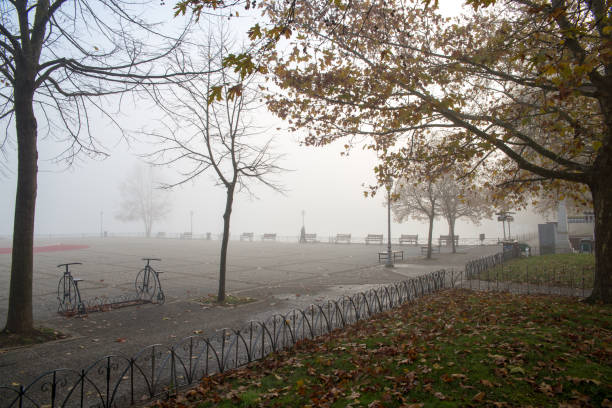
[217,184,235,303]
[589,175,612,303]
[5,88,38,333]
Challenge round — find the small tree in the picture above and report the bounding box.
[145,26,284,302]
[1,0,204,334]
[392,177,441,259]
[116,165,171,237]
[437,174,493,253]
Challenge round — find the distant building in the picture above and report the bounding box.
[568,211,595,250]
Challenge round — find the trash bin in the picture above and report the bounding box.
[580,239,593,254]
[502,241,520,259]
[518,242,531,257]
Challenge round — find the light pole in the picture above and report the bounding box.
[299,210,306,243]
[385,180,393,268]
[496,211,515,241]
[100,211,103,238]
[507,214,514,239]
[190,210,194,235]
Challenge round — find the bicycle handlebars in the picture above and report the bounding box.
[57,262,83,268]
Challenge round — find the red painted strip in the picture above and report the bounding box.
[0,244,90,254]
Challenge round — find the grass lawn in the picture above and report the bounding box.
[0,327,67,349]
[152,289,611,408]
[477,253,595,288]
[193,294,257,307]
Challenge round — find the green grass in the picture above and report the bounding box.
[0,327,68,349]
[477,253,595,288]
[152,289,611,407]
[193,294,257,307]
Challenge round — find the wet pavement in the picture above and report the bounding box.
[0,237,499,387]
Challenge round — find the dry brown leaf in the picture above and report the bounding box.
[434,391,446,400]
[473,391,486,402]
[480,379,494,387]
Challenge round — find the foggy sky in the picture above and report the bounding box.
[0,1,549,243]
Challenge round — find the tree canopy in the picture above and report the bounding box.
[257,0,610,302]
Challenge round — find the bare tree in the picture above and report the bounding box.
[116,164,171,237]
[0,0,204,334]
[144,26,284,303]
[437,174,493,253]
[392,177,441,259]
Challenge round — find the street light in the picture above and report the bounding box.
[299,210,306,243]
[385,180,393,268]
[190,210,194,235]
[496,211,515,241]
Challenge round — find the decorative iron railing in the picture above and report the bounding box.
[0,270,447,408]
[462,250,593,297]
[3,252,595,408]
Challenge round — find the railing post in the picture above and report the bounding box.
[51,370,57,408]
[129,360,134,406]
[19,384,25,408]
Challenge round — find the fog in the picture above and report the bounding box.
[0,114,546,242]
[0,1,549,244]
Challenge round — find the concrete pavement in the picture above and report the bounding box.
[0,237,499,386]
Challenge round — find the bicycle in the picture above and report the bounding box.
[135,258,165,304]
[57,262,86,315]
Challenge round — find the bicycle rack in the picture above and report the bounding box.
[56,259,166,317]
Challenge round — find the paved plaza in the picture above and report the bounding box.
[0,237,498,386]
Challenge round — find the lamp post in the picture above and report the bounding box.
[100,211,104,238]
[300,210,306,243]
[190,210,194,235]
[385,180,393,268]
[496,211,515,241]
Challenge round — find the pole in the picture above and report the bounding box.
[507,218,511,240]
[190,210,194,235]
[386,185,393,268]
[502,218,506,240]
[100,211,103,238]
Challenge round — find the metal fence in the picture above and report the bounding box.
[0,271,447,408]
[2,250,595,408]
[460,250,594,298]
[6,233,504,245]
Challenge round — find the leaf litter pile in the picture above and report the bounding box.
[153,289,611,407]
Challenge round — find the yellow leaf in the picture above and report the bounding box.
[593,140,603,152]
[473,391,485,402]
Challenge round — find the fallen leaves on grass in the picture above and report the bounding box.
[151,289,612,408]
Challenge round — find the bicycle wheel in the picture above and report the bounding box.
[135,268,158,301]
[57,276,79,314]
[156,288,165,305]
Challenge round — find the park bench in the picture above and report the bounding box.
[180,232,192,239]
[304,233,317,243]
[438,235,459,247]
[334,233,351,244]
[262,233,277,241]
[240,232,254,241]
[378,250,404,262]
[399,234,418,245]
[365,234,384,245]
[421,245,440,255]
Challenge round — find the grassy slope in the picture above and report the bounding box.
[153,289,611,408]
[478,253,595,287]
